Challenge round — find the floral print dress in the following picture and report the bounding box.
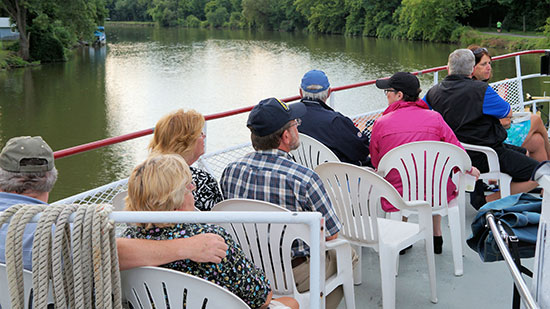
[190,166,223,211]
[124,223,271,308]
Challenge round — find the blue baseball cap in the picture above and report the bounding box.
[247,98,306,137]
[301,70,330,93]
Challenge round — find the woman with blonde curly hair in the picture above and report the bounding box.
[149,109,223,211]
[123,154,298,309]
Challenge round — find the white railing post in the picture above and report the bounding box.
[515,55,526,109]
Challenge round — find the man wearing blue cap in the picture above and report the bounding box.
[298,70,371,166]
[220,97,348,309]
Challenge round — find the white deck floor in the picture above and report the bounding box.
[338,197,533,308]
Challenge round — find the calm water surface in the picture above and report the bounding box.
[0,26,547,201]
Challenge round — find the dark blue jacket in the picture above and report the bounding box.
[298,98,371,166]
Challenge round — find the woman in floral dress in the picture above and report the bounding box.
[123,154,298,309]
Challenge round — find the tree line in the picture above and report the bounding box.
[108,0,550,41]
[2,0,550,62]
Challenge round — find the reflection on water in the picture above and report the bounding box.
[0,26,548,201]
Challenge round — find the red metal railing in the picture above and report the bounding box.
[53,49,549,159]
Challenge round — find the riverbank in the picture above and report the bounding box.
[0,41,38,70]
[460,28,548,50]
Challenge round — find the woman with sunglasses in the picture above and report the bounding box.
[370,72,480,254]
[468,45,550,162]
[149,109,223,211]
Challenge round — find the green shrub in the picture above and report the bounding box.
[30,31,66,62]
[376,24,397,39]
[185,15,201,28]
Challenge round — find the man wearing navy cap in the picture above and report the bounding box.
[220,97,348,309]
[298,70,371,166]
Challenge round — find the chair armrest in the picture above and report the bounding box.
[461,142,501,174]
[326,238,350,250]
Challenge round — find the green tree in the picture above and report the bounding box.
[397,0,471,42]
[1,0,106,61]
[361,0,400,37]
[241,0,271,29]
[205,1,229,27]
[295,0,347,34]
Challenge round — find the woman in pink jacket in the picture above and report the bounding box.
[370,72,479,254]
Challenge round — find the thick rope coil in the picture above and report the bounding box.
[3,204,45,308]
[3,203,122,309]
[71,205,89,308]
[51,204,78,309]
[33,204,66,308]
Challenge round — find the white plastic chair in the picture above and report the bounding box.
[0,263,54,309]
[289,133,340,169]
[461,142,512,197]
[211,198,355,309]
[315,162,437,309]
[120,266,249,309]
[377,141,472,276]
[111,190,128,211]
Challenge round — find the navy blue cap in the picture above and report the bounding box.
[301,70,330,93]
[247,98,306,137]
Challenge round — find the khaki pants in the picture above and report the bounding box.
[292,249,358,309]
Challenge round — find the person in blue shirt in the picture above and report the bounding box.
[298,70,371,166]
[424,49,539,209]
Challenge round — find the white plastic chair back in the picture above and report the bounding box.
[120,266,249,309]
[0,263,54,309]
[315,162,437,309]
[461,142,512,197]
[377,141,472,276]
[211,199,308,304]
[111,190,128,211]
[289,133,340,169]
[377,141,471,211]
[0,263,32,309]
[212,198,355,309]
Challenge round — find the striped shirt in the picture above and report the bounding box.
[220,149,341,257]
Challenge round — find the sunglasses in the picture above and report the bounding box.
[473,47,488,56]
[384,89,398,95]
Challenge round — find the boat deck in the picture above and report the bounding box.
[338,198,533,308]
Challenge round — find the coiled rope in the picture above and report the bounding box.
[2,203,122,308]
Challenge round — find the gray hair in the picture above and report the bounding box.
[0,167,58,194]
[301,89,329,102]
[448,49,475,76]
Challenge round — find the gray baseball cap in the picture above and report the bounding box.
[0,136,55,173]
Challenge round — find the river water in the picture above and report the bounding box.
[0,25,547,201]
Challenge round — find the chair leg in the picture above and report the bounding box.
[379,247,397,309]
[352,245,362,285]
[423,234,438,304]
[448,207,464,276]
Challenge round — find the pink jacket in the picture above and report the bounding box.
[370,99,465,212]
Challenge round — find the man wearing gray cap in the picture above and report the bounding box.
[298,70,371,166]
[220,97,347,309]
[0,136,229,271]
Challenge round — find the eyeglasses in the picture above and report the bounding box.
[384,89,398,95]
[472,47,488,55]
[290,118,302,127]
